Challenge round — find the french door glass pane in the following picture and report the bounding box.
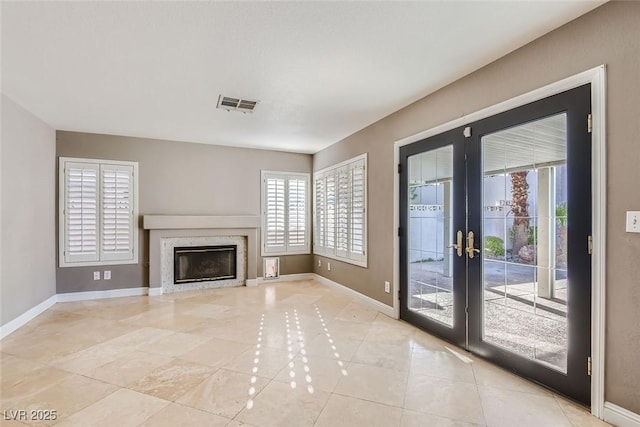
[407,145,454,327]
[481,113,568,372]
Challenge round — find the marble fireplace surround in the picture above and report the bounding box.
[143,215,260,294]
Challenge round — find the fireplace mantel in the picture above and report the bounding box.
[144,215,260,294]
[143,215,260,230]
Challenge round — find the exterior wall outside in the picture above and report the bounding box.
[312,1,640,414]
[1,95,56,326]
[56,131,312,293]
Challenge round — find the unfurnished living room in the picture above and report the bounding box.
[1,1,639,426]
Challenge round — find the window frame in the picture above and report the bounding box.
[313,153,368,268]
[260,170,311,256]
[58,157,139,268]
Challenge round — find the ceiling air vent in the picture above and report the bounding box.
[216,95,258,113]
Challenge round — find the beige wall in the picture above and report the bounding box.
[56,131,312,293]
[313,1,640,414]
[1,95,56,326]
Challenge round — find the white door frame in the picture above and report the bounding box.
[392,65,606,418]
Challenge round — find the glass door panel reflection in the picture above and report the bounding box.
[407,146,454,327]
[481,113,568,372]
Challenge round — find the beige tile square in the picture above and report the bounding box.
[0,363,71,402]
[321,319,371,341]
[130,359,217,401]
[274,354,347,393]
[54,388,169,427]
[404,375,485,425]
[334,362,407,407]
[1,374,117,425]
[139,403,230,427]
[314,394,402,427]
[177,368,268,419]
[303,334,361,361]
[479,386,572,427]
[98,327,175,351]
[235,379,330,427]
[51,343,125,376]
[222,346,289,379]
[352,340,412,371]
[181,303,235,319]
[409,348,475,383]
[179,337,252,368]
[364,317,416,345]
[335,302,379,323]
[471,357,550,395]
[89,350,173,387]
[141,332,211,357]
[1,335,91,365]
[1,356,50,389]
[401,409,483,427]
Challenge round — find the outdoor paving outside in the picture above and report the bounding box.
[408,259,568,372]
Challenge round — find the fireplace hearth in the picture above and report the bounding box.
[174,245,237,284]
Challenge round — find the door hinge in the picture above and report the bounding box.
[587,356,592,376]
[588,235,593,255]
[397,163,402,174]
[587,114,593,133]
[398,227,402,237]
[463,126,472,138]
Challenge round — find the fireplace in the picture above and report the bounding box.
[174,245,237,284]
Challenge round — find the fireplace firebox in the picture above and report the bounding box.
[173,245,237,284]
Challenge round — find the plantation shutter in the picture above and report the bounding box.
[314,174,326,252]
[264,175,286,253]
[100,164,135,261]
[287,178,307,250]
[325,173,336,251]
[350,159,366,261]
[64,162,99,263]
[336,166,350,257]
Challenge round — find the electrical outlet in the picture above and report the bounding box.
[93,271,100,280]
[318,259,321,267]
[327,262,331,271]
[104,270,111,280]
[626,211,640,233]
[384,281,390,293]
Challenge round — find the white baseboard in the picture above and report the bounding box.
[0,295,57,340]
[148,287,163,296]
[57,287,149,302]
[604,402,640,427]
[311,274,395,318]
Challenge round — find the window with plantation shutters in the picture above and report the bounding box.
[313,154,367,267]
[261,171,310,255]
[59,157,138,267]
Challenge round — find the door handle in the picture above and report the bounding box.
[466,231,481,259]
[446,230,464,257]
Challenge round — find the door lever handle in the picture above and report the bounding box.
[466,231,481,259]
[446,230,464,257]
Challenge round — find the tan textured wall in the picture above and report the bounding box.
[313,1,640,413]
[1,95,57,326]
[56,131,312,293]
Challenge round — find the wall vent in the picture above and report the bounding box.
[217,95,258,113]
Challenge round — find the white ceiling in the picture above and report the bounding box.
[1,1,604,154]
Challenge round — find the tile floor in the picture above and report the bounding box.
[0,280,610,426]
